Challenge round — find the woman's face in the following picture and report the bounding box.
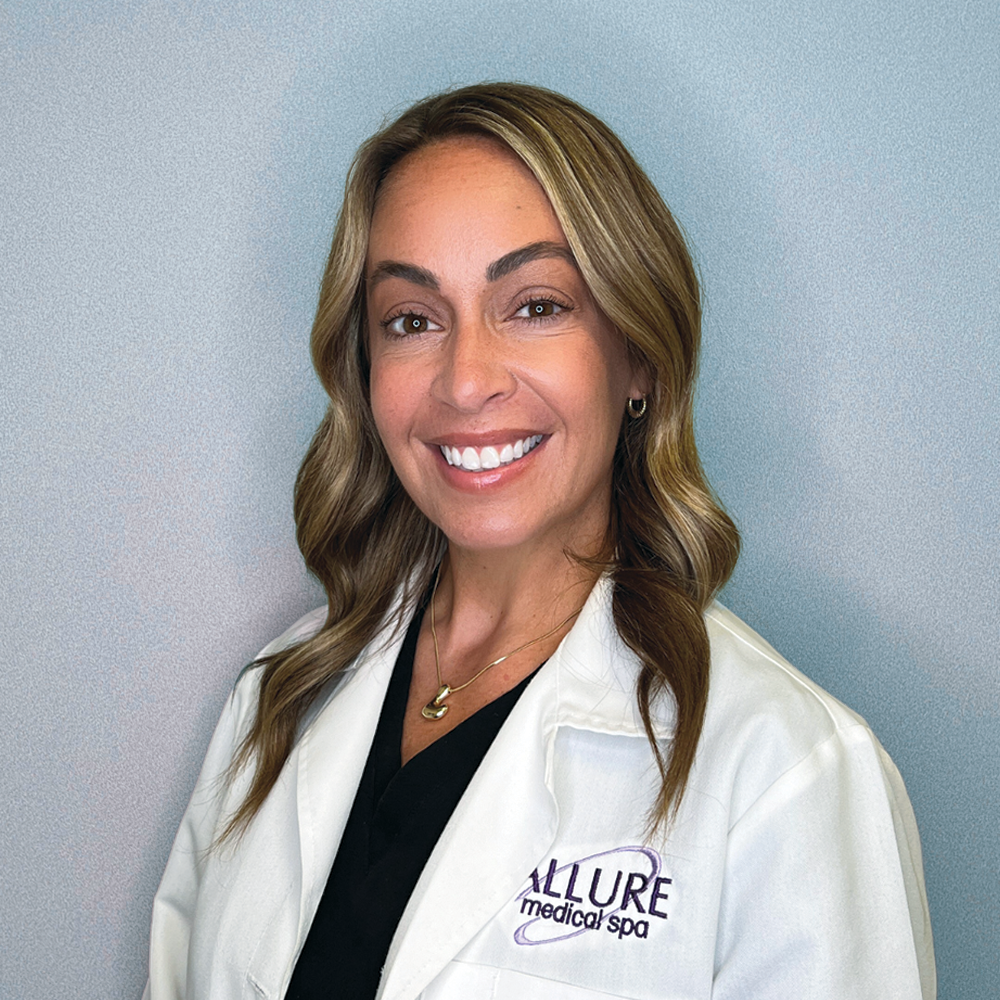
[366,136,644,558]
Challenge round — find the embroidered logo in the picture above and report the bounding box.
[514,846,671,946]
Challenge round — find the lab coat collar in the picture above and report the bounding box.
[377,642,560,1000]
[551,574,676,741]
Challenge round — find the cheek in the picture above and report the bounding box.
[368,356,428,461]
[368,360,402,448]
[572,346,630,443]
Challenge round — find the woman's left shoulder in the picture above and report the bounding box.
[690,603,934,999]
[698,601,898,812]
[705,601,865,728]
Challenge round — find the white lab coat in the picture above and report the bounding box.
[144,576,935,1000]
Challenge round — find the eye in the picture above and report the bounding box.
[381,312,441,337]
[514,298,571,321]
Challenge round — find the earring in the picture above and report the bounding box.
[626,396,647,419]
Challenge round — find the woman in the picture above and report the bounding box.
[144,84,935,999]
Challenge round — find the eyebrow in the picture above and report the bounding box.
[366,240,578,291]
[486,241,579,282]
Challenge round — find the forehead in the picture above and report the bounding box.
[367,137,567,267]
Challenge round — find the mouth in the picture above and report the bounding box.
[439,434,543,472]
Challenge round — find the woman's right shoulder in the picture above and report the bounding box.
[251,606,329,662]
[185,606,331,808]
[228,605,329,714]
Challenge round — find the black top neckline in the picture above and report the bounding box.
[373,593,542,799]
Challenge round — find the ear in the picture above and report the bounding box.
[627,364,653,401]
[616,328,653,401]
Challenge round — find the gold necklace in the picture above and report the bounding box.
[420,567,584,721]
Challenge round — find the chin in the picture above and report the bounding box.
[433,504,600,558]
[437,524,540,554]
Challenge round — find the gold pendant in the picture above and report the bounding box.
[421,683,451,720]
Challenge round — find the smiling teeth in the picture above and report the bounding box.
[441,435,543,471]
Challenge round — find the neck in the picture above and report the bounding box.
[429,532,608,681]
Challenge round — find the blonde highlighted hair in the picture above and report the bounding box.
[221,82,739,843]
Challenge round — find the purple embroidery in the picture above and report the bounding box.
[513,846,670,946]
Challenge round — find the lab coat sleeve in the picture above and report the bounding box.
[143,668,261,1000]
[712,724,935,1000]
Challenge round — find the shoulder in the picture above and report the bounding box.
[234,606,329,687]
[704,601,866,736]
[698,601,889,820]
[694,605,934,999]
[252,606,329,661]
[222,605,330,731]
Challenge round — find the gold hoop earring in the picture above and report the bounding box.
[626,396,647,419]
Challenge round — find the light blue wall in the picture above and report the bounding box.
[2,1,996,996]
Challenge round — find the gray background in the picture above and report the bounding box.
[1,1,996,997]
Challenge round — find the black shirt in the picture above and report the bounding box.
[287,603,538,1000]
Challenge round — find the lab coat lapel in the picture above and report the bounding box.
[294,620,409,938]
[376,657,560,1000]
[244,602,415,998]
[244,621,408,997]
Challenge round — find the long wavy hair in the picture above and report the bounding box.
[221,82,739,843]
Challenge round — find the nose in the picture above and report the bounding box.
[431,320,517,412]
